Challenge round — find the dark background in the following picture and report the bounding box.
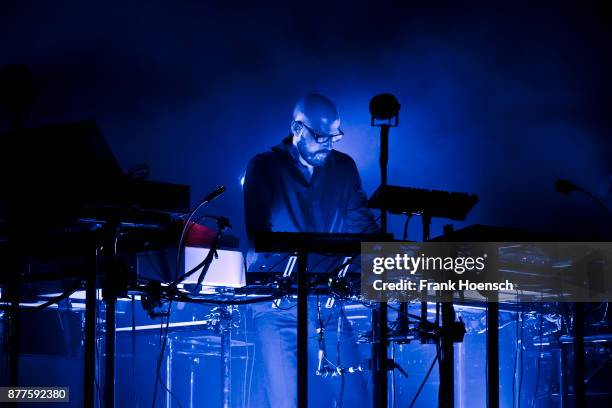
[1,0,611,244]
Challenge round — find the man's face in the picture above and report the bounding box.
[296,126,333,167]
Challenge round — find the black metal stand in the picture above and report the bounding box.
[101,222,121,408]
[573,303,585,407]
[438,303,455,408]
[7,288,19,390]
[369,94,401,407]
[103,296,116,407]
[5,280,20,408]
[372,124,390,408]
[83,244,100,408]
[420,214,431,344]
[2,242,22,396]
[485,243,500,408]
[486,299,499,408]
[379,125,389,232]
[372,305,388,408]
[437,225,457,408]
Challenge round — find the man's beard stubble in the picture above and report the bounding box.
[297,138,331,167]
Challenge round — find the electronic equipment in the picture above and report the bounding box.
[182,246,246,288]
[253,232,392,254]
[367,185,478,221]
[135,240,244,287]
[0,120,190,227]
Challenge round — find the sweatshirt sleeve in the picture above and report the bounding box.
[344,158,380,234]
[243,154,275,246]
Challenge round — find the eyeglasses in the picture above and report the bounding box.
[299,122,344,144]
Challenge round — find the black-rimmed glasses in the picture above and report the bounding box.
[299,122,344,144]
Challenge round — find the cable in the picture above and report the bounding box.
[151,301,184,408]
[145,252,166,281]
[175,189,225,281]
[151,312,167,407]
[157,305,185,408]
[518,303,524,408]
[402,213,411,241]
[34,284,81,310]
[111,190,223,406]
[236,214,383,302]
[163,291,282,306]
[408,346,439,408]
[126,162,150,180]
[337,375,345,408]
[386,303,440,329]
[272,299,299,311]
[292,214,382,282]
[172,215,227,285]
[179,213,219,254]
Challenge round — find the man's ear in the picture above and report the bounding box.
[291,120,302,136]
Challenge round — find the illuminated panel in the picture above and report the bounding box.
[183,247,246,288]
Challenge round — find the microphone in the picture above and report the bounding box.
[174,185,227,279]
[554,179,578,195]
[554,179,611,218]
[202,185,226,204]
[369,93,401,126]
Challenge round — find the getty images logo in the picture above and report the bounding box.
[371,253,488,275]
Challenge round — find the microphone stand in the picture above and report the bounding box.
[564,182,611,218]
[555,179,611,218]
[369,95,399,407]
[194,217,230,290]
[372,121,390,408]
[368,93,401,408]
[169,216,230,291]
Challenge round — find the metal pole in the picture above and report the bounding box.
[372,124,390,408]
[221,306,233,408]
[485,244,499,408]
[573,303,585,407]
[84,245,99,408]
[166,338,173,408]
[297,249,308,408]
[380,125,389,233]
[486,300,499,408]
[372,305,388,408]
[438,237,458,408]
[419,215,431,344]
[190,358,198,408]
[559,344,568,408]
[390,344,396,408]
[103,297,116,407]
[7,288,19,389]
[439,302,455,408]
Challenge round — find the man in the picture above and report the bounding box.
[244,93,378,243]
[243,94,378,407]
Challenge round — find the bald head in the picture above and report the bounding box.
[290,94,343,167]
[292,94,341,136]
